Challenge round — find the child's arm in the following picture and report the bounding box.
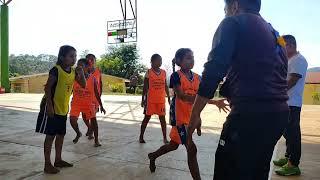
[75,66,86,88]
[165,79,171,105]
[141,76,149,107]
[99,74,103,97]
[94,78,106,114]
[173,86,195,104]
[44,74,57,117]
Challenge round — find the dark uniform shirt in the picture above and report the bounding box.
[197,12,288,113]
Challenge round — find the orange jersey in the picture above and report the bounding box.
[92,68,102,94]
[71,74,95,107]
[147,69,167,104]
[92,69,102,107]
[173,70,200,125]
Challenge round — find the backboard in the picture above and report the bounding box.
[107,19,137,44]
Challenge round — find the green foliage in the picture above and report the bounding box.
[135,86,143,95]
[110,83,125,93]
[80,50,90,59]
[312,92,320,102]
[97,44,147,80]
[97,57,122,76]
[9,54,57,77]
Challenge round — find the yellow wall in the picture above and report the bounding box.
[28,75,48,93]
[10,74,127,94]
[101,74,127,93]
[11,79,29,93]
[303,84,320,105]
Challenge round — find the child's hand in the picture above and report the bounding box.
[209,99,230,113]
[75,66,84,74]
[196,119,202,136]
[47,103,54,118]
[141,100,145,108]
[100,107,106,115]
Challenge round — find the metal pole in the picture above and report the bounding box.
[124,0,127,20]
[129,0,136,18]
[120,0,125,19]
[0,4,10,92]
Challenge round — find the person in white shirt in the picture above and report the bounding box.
[274,35,308,176]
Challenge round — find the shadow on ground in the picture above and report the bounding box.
[0,106,220,180]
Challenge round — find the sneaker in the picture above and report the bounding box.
[275,163,301,176]
[273,157,288,167]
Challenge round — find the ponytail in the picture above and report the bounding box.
[174,48,192,70]
[172,58,176,72]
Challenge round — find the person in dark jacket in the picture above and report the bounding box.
[187,0,289,179]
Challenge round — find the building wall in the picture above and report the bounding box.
[28,75,48,93]
[101,74,127,93]
[10,74,127,94]
[303,84,320,105]
[11,79,29,93]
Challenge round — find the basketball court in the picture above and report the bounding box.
[0,93,319,180]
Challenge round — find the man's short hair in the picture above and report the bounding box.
[225,0,261,12]
[283,35,297,48]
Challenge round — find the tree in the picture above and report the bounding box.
[97,44,146,80]
[80,50,90,59]
[9,54,57,77]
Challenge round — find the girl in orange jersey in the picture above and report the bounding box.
[82,54,103,139]
[69,58,106,147]
[147,48,229,179]
[139,54,171,144]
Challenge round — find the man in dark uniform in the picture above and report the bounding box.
[129,72,139,94]
[187,0,289,179]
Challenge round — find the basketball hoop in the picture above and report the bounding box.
[107,19,137,44]
[107,0,137,44]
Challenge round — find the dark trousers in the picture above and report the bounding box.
[213,111,289,180]
[130,86,137,94]
[284,106,302,167]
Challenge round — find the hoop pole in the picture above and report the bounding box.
[120,0,125,19]
[124,0,127,20]
[129,0,136,18]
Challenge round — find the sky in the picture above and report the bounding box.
[8,0,320,74]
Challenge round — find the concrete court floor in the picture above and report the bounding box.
[0,93,319,180]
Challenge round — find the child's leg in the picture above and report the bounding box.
[44,135,60,174]
[186,142,201,180]
[159,115,169,144]
[54,135,73,167]
[70,116,82,144]
[91,117,101,147]
[87,122,94,140]
[82,113,90,136]
[82,113,93,139]
[197,119,202,136]
[139,115,151,143]
[148,141,179,172]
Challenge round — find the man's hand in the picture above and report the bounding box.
[208,99,230,113]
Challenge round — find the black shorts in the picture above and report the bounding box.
[36,98,67,136]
